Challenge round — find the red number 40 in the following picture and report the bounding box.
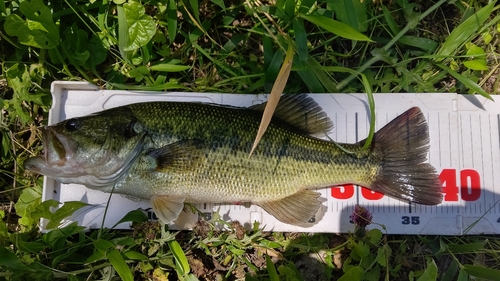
[440,169,481,201]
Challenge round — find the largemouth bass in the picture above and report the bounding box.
[24,95,443,226]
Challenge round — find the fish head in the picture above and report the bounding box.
[24,108,146,188]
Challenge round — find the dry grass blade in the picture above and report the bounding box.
[249,43,294,156]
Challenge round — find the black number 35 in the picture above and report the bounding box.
[402,216,420,225]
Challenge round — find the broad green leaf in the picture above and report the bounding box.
[4,0,59,48]
[300,14,373,42]
[62,24,90,65]
[168,240,190,276]
[0,246,35,272]
[338,266,363,281]
[448,241,487,253]
[417,259,437,281]
[123,2,156,51]
[368,228,383,244]
[43,222,85,249]
[4,63,35,125]
[211,0,225,9]
[108,249,134,281]
[463,60,488,71]
[398,36,438,52]
[88,34,109,68]
[46,201,89,229]
[259,240,282,249]
[463,43,487,70]
[124,250,148,261]
[376,245,391,267]
[167,0,178,44]
[0,211,7,238]
[30,200,88,229]
[435,63,492,100]
[114,210,148,228]
[93,239,115,254]
[463,264,500,280]
[17,240,46,254]
[350,240,370,260]
[441,259,459,281]
[150,64,191,72]
[15,186,42,229]
[457,268,468,281]
[436,2,494,59]
[31,200,60,221]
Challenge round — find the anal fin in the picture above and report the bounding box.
[151,195,186,224]
[256,190,321,226]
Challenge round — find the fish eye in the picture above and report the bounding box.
[64,118,81,132]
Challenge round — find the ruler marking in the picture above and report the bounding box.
[492,115,497,214]
[448,112,460,166]
[470,114,474,167]
[479,114,486,211]
[438,112,442,166]
[497,114,500,150]
[355,112,358,142]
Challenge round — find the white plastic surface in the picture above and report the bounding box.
[40,81,500,235]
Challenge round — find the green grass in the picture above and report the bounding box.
[1,0,500,280]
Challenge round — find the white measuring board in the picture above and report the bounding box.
[40,81,500,235]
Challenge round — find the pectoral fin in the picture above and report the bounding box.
[256,189,321,225]
[148,139,204,172]
[151,195,186,224]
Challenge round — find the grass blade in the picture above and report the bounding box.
[300,14,373,42]
[293,18,308,62]
[463,264,500,280]
[327,0,359,30]
[447,240,487,253]
[435,2,494,59]
[441,259,459,281]
[417,259,438,281]
[116,4,130,60]
[250,43,294,156]
[107,249,134,281]
[150,64,191,72]
[167,0,177,44]
[306,56,338,92]
[382,5,400,35]
[295,61,325,92]
[168,240,190,276]
[435,63,492,100]
[265,255,279,281]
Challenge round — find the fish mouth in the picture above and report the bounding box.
[42,127,74,166]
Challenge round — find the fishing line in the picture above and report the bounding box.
[98,181,116,239]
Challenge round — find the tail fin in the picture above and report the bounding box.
[367,107,443,205]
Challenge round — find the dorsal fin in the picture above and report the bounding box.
[250,94,333,135]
